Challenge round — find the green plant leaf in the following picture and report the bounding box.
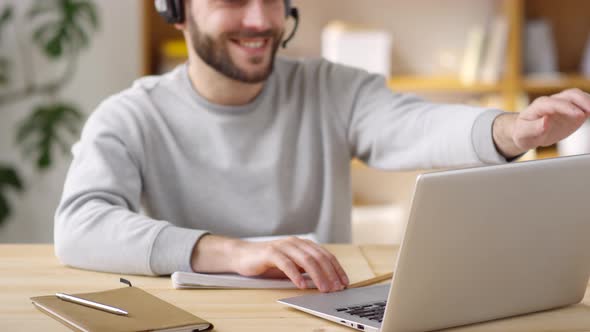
[0,165,23,227]
[16,102,84,170]
[0,194,11,226]
[0,165,23,192]
[0,57,9,85]
[29,0,99,59]
[27,2,56,18]
[0,5,12,27]
[0,5,14,44]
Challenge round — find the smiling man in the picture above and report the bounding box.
[55,0,590,293]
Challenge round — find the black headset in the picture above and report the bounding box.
[154,0,299,48]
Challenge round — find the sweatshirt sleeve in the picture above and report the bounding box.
[54,95,208,275]
[323,62,509,170]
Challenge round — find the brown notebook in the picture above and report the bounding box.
[31,286,213,332]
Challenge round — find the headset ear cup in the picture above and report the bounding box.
[172,0,185,23]
[155,0,170,23]
[154,0,184,24]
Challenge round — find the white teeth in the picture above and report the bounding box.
[239,40,264,49]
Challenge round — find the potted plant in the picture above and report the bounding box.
[0,0,99,226]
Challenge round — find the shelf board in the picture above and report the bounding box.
[388,75,503,93]
[535,146,559,160]
[523,74,590,94]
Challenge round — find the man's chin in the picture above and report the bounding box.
[235,70,272,83]
[235,54,270,69]
[232,62,274,83]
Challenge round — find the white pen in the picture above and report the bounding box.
[55,292,128,316]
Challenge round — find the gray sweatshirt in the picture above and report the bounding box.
[54,57,506,276]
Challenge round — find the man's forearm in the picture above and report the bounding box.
[492,112,527,159]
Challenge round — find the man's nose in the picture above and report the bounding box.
[242,0,272,31]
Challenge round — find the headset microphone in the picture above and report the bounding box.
[282,7,299,49]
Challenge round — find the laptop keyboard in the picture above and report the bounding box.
[335,301,387,323]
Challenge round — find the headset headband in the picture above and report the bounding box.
[155,0,293,24]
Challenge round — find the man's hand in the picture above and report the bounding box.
[493,88,590,159]
[190,235,349,293]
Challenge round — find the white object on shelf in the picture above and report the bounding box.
[480,16,508,84]
[460,24,487,85]
[524,19,558,74]
[558,119,590,156]
[322,21,392,77]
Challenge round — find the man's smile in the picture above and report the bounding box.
[229,37,271,56]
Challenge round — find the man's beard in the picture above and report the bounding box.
[187,18,283,83]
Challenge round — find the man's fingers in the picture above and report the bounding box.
[516,91,590,148]
[303,239,350,286]
[552,89,590,114]
[256,238,349,293]
[267,249,307,289]
[278,241,334,292]
[532,96,585,119]
[293,240,345,291]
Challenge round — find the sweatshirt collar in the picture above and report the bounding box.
[180,63,272,115]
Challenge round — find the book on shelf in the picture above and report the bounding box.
[460,24,487,85]
[524,19,558,75]
[582,33,590,78]
[480,16,508,84]
[460,16,509,85]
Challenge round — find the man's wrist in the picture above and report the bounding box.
[190,234,244,273]
[492,112,526,159]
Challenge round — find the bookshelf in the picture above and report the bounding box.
[387,0,590,111]
[141,0,590,98]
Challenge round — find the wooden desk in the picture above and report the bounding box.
[1,244,590,331]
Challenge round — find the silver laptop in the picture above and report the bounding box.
[279,154,590,332]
